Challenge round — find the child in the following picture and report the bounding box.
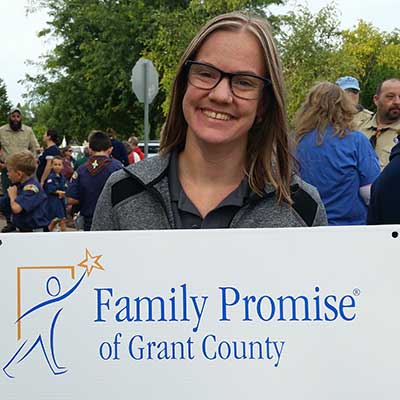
[66,130,122,231]
[44,156,68,231]
[0,150,49,232]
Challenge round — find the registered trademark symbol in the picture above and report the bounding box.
[353,288,361,296]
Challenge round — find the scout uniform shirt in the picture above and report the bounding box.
[10,177,49,230]
[358,114,400,169]
[66,155,122,219]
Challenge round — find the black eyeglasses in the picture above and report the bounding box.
[185,60,271,100]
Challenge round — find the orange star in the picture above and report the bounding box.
[77,248,104,277]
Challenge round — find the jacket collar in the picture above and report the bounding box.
[122,153,170,187]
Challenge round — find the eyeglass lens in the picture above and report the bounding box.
[188,63,265,100]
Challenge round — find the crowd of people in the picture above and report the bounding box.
[0,11,399,234]
[0,110,143,232]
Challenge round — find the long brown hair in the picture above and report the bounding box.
[160,12,293,203]
[295,82,356,144]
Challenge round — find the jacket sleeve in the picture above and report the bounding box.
[312,201,328,226]
[44,177,58,194]
[292,177,328,227]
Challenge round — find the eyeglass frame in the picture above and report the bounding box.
[184,60,271,100]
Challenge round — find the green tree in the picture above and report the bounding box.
[0,78,12,126]
[277,4,342,123]
[339,22,400,110]
[26,0,284,142]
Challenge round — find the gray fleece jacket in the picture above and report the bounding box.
[91,154,327,231]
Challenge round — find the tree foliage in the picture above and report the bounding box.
[25,0,284,143]
[23,1,400,136]
[277,5,400,122]
[0,78,12,126]
[277,4,342,121]
[339,23,400,110]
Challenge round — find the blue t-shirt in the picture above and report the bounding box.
[296,127,380,225]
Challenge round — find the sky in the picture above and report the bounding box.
[0,0,398,106]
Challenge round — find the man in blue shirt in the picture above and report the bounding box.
[66,131,122,231]
[106,127,129,166]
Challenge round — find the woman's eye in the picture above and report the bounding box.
[196,69,215,79]
[234,77,258,88]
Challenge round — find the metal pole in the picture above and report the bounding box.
[143,60,149,158]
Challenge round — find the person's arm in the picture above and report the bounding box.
[359,184,372,205]
[7,186,23,214]
[28,128,40,156]
[357,134,381,206]
[66,171,80,205]
[40,158,53,186]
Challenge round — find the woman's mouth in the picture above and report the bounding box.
[202,109,232,121]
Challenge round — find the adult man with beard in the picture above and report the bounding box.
[335,76,373,127]
[0,107,40,232]
[359,78,400,169]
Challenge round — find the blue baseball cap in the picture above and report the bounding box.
[335,76,360,91]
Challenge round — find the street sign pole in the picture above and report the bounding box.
[143,61,149,158]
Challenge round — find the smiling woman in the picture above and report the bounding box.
[91,12,327,231]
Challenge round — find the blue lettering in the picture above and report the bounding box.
[339,295,356,320]
[219,287,240,321]
[128,335,144,360]
[324,295,338,321]
[94,288,113,322]
[277,295,310,321]
[256,295,275,321]
[202,334,217,360]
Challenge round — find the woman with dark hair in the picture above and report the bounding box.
[92,12,326,231]
[295,82,380,225]
[37,128,61,185]
[61,146,76,181]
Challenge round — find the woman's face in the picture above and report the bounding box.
[182,29,266,150]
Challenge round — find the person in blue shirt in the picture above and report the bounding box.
[66,130,122,231]
[106,127,129,166]
[44,156,68,231]
[0,150,49,232]
[295,81,380,225]
[37,128,61,185]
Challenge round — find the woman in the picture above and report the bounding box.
[92,12,326,231]
[61,146,75,180]
[295,82,380,225]
[37,128,61,185]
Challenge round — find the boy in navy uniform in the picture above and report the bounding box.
[66,130,122,231]
[0,150,49,232]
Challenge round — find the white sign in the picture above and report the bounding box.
[0,226,399,399]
